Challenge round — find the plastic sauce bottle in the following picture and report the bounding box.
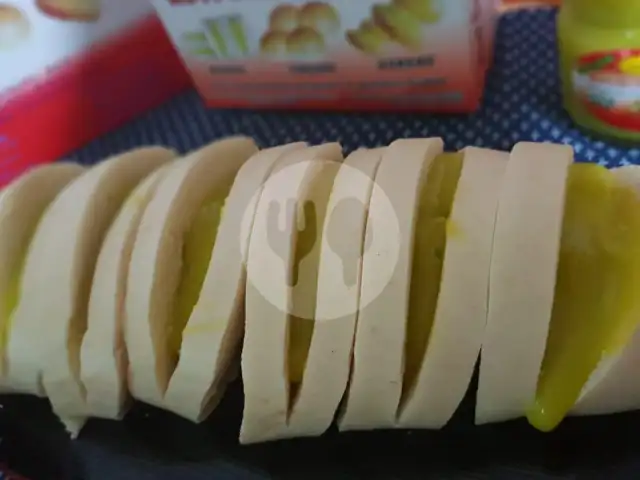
[558,0,640,141]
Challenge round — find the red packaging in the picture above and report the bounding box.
[0,1,191,186]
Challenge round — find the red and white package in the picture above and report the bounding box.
[0,1,191,186]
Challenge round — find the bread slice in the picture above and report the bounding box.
[163,143,307,422]
[240,143,344,444]
[287,148,385,438]
[279,156,344,435]
[569,165,640,417]
[125,137,258,409]
[5,147,176,435]
[339,138,444,432]
[36,0,101,22]
[476,142,573,425]
[397,147,507,428]
[80,162,175,421]
[0,163,85,388]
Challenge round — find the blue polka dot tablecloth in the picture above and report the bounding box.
[70,8,639,170]
[5,7,640,480]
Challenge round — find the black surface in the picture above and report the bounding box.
[3,379,640,479]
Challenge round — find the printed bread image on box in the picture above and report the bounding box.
[36,0,101,22]
[150,0,498,113]
[347,0,443,55]
[0,3,29,49]
[260,2,340,60]
[373,4,422,49]
[298,1,340,37]
[345,20,391,55]
[286,26,324,58]
[259,30,288,59]
[269,3,299,33]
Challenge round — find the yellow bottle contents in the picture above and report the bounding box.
[0,269,21,372]
[288,164,341,389]
[401,153,463,402]
[558,0,640,141]
[528,163,640,432]
[169,199,225,364]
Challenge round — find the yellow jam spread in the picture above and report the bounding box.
[288,163,340,389]
[170,199,225,362]
[402,153,463,402]
[372,4,422,49]
[0,269,21,373]
[346,21,392,55]
[528,163,640,431]
[287,205,318,387]
[0,211,45,374]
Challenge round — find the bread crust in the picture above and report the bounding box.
[339,138,443,431]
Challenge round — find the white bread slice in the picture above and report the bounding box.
[476,142,573,425]
[397,147,507,428]
[36,0,101,22]
[80,163,174,421]
[0,163,85,387]
[5,147,176,434]
[275,157,344,435]
[125,137,258,409]
[569,165,640,416]
[240,143,344,444]
[286,148,385,438]
[163,142,307,422]
[339,138,444,432]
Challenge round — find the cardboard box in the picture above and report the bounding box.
[500,0,561,10]
[152,0,498,113]
[0,1,191,186]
